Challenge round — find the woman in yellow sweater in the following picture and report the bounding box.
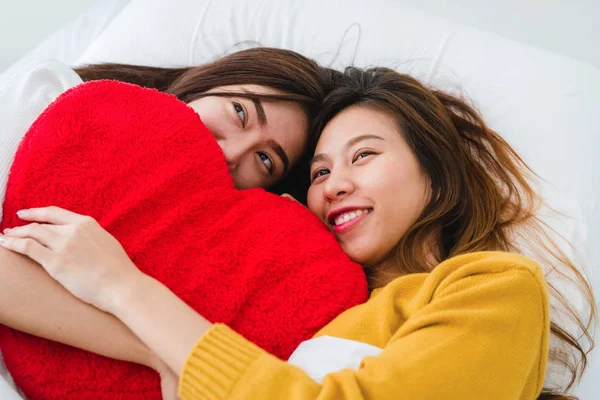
[0,67,595,399]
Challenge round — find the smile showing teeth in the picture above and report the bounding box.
[333,209,372,226]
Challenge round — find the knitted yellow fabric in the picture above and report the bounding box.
[179,251,549,399]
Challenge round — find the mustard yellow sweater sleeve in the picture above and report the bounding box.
[178,252,550,400]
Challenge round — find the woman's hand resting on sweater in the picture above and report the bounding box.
[0,206,143,314]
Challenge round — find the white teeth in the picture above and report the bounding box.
[333,209,371,226]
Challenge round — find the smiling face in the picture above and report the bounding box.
[307,105,430,267]
[188,85,309,189]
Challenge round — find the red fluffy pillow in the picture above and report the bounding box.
[0,81,367,400]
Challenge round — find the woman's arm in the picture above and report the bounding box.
[0,247,158,370]
[109,254,551,400]
[112,273,212,375]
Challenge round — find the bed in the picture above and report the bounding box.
[1,0,598,398]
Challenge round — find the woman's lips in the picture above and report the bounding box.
[332,209,372,234]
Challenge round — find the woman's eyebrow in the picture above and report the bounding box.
[346,134,385,147]
[310,134,384,167]
[249,97,289,170]
[309,153,329,168]
[268,139,290,172]
[251,98,267,126]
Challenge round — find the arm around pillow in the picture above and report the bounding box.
[0,247,159,371]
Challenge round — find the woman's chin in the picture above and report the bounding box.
[342,244,374,267]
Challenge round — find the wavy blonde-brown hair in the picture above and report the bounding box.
[311,66,596,399]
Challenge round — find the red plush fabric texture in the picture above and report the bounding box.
[0,81,368,400]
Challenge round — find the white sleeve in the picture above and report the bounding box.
[0,60,82,224]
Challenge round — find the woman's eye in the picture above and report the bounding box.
[353,151,374,162]
[311,168,329,182]
[233,102,246,126]
[258,152,274,174]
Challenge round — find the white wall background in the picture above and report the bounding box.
[402,0,600,69]
[0,0,98,71]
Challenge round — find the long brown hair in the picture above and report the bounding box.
[75,47,341,203]
[312,66,596,399]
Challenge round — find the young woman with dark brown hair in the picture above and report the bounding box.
[1,67,595,399]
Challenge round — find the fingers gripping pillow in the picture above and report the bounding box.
[0,81,368,400]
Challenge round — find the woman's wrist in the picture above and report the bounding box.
[105,263,151,316]
[106,270,214,375]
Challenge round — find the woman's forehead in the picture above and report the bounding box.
[316,106,398,150]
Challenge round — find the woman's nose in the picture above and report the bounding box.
[323,170,355,201]
[219,139,250,171]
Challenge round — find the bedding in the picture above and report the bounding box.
[0,80,368,400]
